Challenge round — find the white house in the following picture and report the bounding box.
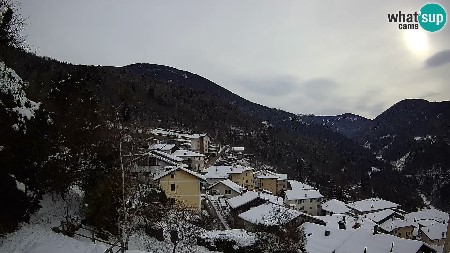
[207,179,243,198]
[283,180,323,216]
[302,222,436,253]
[172,149,205,172]
[284,189,323,216]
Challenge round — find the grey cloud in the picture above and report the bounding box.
[285,78,348,116]
[298,78,340,98]
[234,76,298,97]
[355,102,387,119]
[425,50,450,68]
[422,91,442,99]
[19,0,450,118]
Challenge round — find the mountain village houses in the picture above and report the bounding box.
[136,128,450,253]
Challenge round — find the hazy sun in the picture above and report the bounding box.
[403,30,430,57]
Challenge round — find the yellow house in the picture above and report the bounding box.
[256,177,277,194]
[229,168,254,190]
[154,167,205,212]
[254,170,288,195]
[379,219,415,239]
[419,222,448,246]
[202,165,254,190]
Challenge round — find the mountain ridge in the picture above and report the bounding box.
[2,47,448,211]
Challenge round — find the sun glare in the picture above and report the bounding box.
[403,29,430,57]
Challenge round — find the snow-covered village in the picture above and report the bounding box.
[2,1,450,253]
[2,120,450,252]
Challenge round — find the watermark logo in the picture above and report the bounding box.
[387,3,447,32]
[419,3,446,32]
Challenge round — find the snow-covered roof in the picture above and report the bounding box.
[190,133,209,139]
[150,150,183,163]
[202,165,253,179]
[153,167,205,181]
[289,180,315,191]
[254,170,287,181]
[405,208,449,224]
[172,149,205,157]
[285,189,323,201]
[231,147,245,152]
[420,222,448,240]
[347,198,399,213]
[315,214,376,232]
[321,199,350,214]
[151,128,193,139]
[380,219,415,233]
[303,222,433,253]
[203,171,230,180]
[208,179,243,194]
[238,203,301,226]
[227,191,283,209]
[364,209,396,224]
[149,143,176,152]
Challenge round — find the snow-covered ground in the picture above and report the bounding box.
[0,187,216,253]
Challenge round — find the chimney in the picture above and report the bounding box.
[338,220,346,230]
[325,230,330,236]
[373,225,379,235]
[390,242,394,252]
[364,247,367,253]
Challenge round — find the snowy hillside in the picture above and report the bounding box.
[0,187,217,253]
[0,61,40,132]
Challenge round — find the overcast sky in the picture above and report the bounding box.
[19,0,450,118]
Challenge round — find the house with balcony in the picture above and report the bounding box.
[253,170,288,195]
[207,179,243,198]
[153,166,205,211]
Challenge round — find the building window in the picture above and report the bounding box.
[245,180,248,183]
[299,206,304,210]
[171,184,176,191]
[170,173,175,179]
[310,207,313,209]
[310,199,314,203]
[397,232,402,237]
[317,205,321,209]
[225,190,232,195]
